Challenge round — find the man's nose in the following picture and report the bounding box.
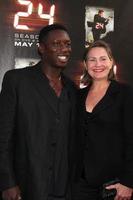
[62,46,71,53]
[59,42,71,51]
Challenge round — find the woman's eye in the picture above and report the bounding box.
[88,59,96,62]
[101,57,108,61]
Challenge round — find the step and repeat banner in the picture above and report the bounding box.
[1,0,133,89]
[0,0,58,89]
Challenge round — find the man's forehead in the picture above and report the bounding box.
[48,29,68,35]
[47,30,70,40]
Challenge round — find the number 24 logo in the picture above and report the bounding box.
[14,0,55,30]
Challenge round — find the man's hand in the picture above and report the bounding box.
[106,183,133,200]
[2,186,21,200]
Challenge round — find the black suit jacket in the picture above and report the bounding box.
[75,80,133,188]
[0,62,77,200]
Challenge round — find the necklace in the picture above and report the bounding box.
[45,74,62,97]
[45,74,61,82]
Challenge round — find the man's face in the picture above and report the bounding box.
[99,12,104,17]
[39,29,72,69]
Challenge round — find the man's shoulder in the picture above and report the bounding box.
[62,74,76,86]
[2,63,40,89]
[5,67,30,76]
[4,62,40,78]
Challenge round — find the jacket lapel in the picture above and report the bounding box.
[80,80,120,115]
[93,80,120,114]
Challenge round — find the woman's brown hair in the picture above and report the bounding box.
[81,40,116,86]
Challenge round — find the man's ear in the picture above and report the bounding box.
[38,43,45,55]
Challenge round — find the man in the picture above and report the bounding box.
[0,24,77,200]
[92,9,109,41]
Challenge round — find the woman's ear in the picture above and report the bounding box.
[110,59,114,69]
[83,60,87,70]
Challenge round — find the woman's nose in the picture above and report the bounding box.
[95,59,101,66]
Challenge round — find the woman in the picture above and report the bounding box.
[72,40,133,200]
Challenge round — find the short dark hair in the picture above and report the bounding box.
[39,23,69,43]
[98,9,104,14]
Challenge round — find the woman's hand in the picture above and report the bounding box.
[106,183,133,200]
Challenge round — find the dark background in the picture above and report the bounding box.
[55,0,133,86]
[0,0,133,89]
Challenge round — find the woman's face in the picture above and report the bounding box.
[85,47,113,81]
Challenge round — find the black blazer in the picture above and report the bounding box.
[75,80,133,188]
[0,62,77,200]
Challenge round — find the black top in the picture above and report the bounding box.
[0,62,77,200]
[92,14,109,34]
[75,80,133,188]
[48,86,71,198]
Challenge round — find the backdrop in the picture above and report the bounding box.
[0,0,133,89]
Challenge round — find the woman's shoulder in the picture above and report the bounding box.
[111,80,133,91]
[117,80,133,92]
[112,80,133,103]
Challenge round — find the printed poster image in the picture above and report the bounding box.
[15,58,39,69]
[85,6,114,47]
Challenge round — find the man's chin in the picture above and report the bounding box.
[57,62,68,68]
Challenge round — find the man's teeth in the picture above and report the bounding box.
[58,56,67,60]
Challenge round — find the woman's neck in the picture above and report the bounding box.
[90,79,110,92]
